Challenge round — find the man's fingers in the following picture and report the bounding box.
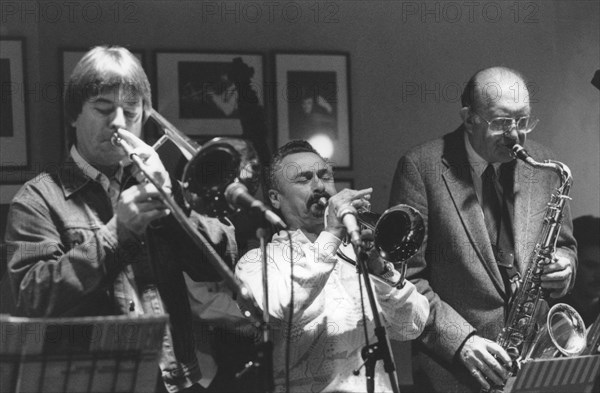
[541,270,570,282]
[483,356,509,384]
[460,337,512,389]
[542,264,569,274]
[486,341,512,366]
[470,368,490,391]
[136,199,168,212]
[548,289,568,299]
[541,280,567,289]
[141,209,170,221]
[360,229,374,242]
[477,362,505,388]
[128,209,170,234]
[122,186,155,202]
[354,187,373,198]
[116,128,147,149]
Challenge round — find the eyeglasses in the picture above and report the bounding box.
[474,112,539,135]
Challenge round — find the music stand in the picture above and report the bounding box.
[506,355,600,393]
[0,314,167,393]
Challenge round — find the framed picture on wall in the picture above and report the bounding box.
[155,52,264,137]
[275,52,351,169]
[1,39,28,169]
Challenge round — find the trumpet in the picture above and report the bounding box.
[318,196,425,285]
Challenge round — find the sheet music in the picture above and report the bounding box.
[0,314,167,393]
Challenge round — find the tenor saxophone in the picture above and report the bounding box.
[492,143,586,382]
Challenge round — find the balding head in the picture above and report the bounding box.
[461,67,529,112]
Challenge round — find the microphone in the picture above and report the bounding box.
[225,182,287,229]
[336,204,362,248]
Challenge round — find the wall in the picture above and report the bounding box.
[1,0,599,220]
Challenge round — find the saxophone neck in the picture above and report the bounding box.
[508,143,573,192]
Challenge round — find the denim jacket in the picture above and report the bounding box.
[4,156,238,392]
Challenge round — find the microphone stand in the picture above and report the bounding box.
[352,243,400,393]
[235,223,274,393]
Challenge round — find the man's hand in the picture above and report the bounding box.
[116,128,171,189]
[359,228,387,275]
[459,335,511,391]
[114,129,172,235]
[324,188,372,239]
[117,182,171,235]
[541,254,574,298]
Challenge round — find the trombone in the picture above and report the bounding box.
[112,108,268,324]
[318,196,425,286]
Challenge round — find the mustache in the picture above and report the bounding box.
[307,191,331,209]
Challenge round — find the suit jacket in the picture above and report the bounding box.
[389,126,577,392]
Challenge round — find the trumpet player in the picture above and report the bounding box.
[4,46,242,392]
[389,67,578,392]
[235,140,429,392]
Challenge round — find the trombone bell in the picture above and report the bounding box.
[358,204,425,265]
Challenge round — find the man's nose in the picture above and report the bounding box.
[503,124,520,141]
[311,175,325,191]
[110,107,126,130]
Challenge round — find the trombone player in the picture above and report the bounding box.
[4,46,240,392]
[235,140,429,392]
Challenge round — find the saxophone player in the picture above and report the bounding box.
[389,67,577,392]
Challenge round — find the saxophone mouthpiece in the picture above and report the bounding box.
[511,143,535,164]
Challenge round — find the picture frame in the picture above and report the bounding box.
[274,52,351,169]
[155,52,264,137]
[1,39,28,169]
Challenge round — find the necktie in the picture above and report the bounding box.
[482,164,502,247]
[482,164,518,294]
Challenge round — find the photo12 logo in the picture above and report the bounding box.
[401,1,540,24]
[199,1,341,24]
[1,1,139,24]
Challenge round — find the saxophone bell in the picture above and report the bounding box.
[525,303,587,359]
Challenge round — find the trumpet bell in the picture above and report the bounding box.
[358,204,425,265]
[182,137,261,218]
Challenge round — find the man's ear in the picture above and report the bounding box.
[268,189,280,209]
[460,107,474,134]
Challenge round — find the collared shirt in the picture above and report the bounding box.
[235,228,429,393]
[70,145,145,317]
[70,145,123,206]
